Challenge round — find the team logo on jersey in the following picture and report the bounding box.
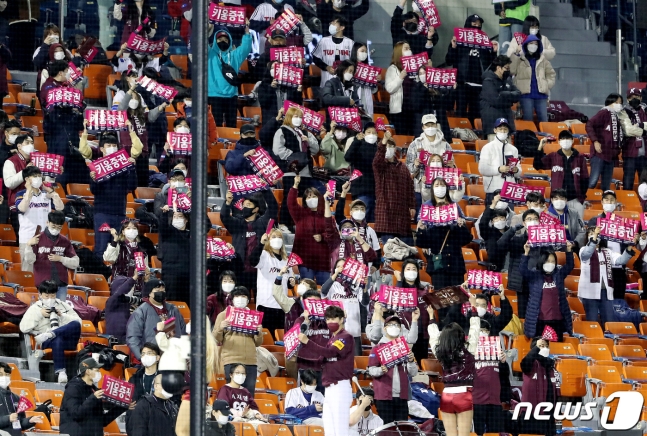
[333,338,345,350]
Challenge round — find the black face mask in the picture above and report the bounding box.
[241,207,256,218]
[404,22,417,32]
[629,99,642,109]
[217,40,230,51]
[152,291,166,303]
[472,25,482,30]
[364,402,372,411]
[239,137,257,146]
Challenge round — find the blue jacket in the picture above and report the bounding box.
[520,251,574,338]
[522,34,546,99]
[90,166,137,215]
[208,29,252,98]
[224,140,258,176]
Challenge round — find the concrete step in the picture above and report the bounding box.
[551,81,618,105]
[544,28,599,41]
[568,103,603,118]
[557,67,618,82]
[536,0,562,3]
[551,54,616,70]
[551,39,611,56]
[540,2,573,17]
[541,16,586,30]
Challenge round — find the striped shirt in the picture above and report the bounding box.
[312,36,354,87]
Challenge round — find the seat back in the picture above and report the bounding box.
[573,320,604,338]
[556,358,588,397]
[606,322,638,335]
[75,273,110,292]
[614,345,645,358]
[549,342,577,355]
[588,364,623,384]
[266,377,296,393]
[83,65,112,100]
[258,424,291,436]
[579,343,613,360]
[5,270,35,288]
[36,388,64,407]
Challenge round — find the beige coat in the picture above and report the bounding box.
[213,310,263,366]
[510,53,556,96]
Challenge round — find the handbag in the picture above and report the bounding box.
[218,54,239,87]
[430,231,450,273]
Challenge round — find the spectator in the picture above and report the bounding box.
[636,232,647,297]
[105,269,148,343]
[495,0,530,55]
[373,133,416,244]
[640,168,647,211]
[224,125,261,178]
[420,154,465,204]
[480,56,520,135]
[209,26,252,127]
[256,63,303,128]
[34,41,72,94]
[444,286,512,338]
[348,388,384,436]
[153,166,187,227]
[129,374,179,436]
[59,357,128,436]
[544,189,587,249]
[312,16,355,88]
[288,175,330,284]
[586,93,624,191]
[103,219,148,292]
[618,88,647,190]
[478,197,510,272]
[521,241,574,341]
[478,118,521,205]
[252,27,312,83]
[0,119,20,175]
[110,44,168,75]
[79,118,142,168]
[157,205,194,303]
[385,42,412,135]
[320,120,352,174]
[519,337,558,435]
[213,287,263,396]
[445,14,497,122]
[207,270,236,325]
[15,166,64,270]
[23,211,78,300]
[3,135,34,235]
[402,66,453,139]
[126,279,187,360]
[0,361,43,434]
[509,34,555,123]
[158,117,192,176]
[19,280,81,383]
[391,0,438,58]
[206,400,235,436]
[334,189,381,267]
[215,363,266,423]
[318,0,368,41]
[249,0,294,54]
[366,302,420,348]
[506,16,555,61]
[284,369,325,426]
[510,191,545,227]
[127,342,163,410]
[322,60,360,121]
[341,125,379,221]
[112,0,156,44]
[350,42,376,117]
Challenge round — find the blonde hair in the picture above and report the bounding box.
[391,41,408,71]
[283,107,304,129]
[263,228,288,260]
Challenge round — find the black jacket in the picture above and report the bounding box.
[478,207,509,271]
[497,225,541,292]
[416,221,472,277]
[317,0,369,41]
[0,387,33,436]
[480,69,521,135]
[60,376,126,436]
[322,76,359,109]
[206,420,236,436]
[90,165,137,215]
[257,76,303,129]
[344,138,377,198]
[128,394,178,436]
[442,297,513,337]
[45,107,90,187]
[445,20,496,84]
[390,5,439,58]
[402,79,452,139]
[125,367,158,435]
[157,209,210,274]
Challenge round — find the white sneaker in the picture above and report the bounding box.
[57,371,68,384]
[34,332,54,346]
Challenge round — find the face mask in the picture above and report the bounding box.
[328,24,338,35]
[327,322,340,333]
[48,226,61,236]
[124,228,139,240]
[527,44,539,54]
[418,74,426,83]
[402,50,412,57]
[386,326,401,337]
[122,52,131,59]
[152,291,166,303]
[92,371,102,384]
[611,103,623,113]
[494,201,508,210]
[479,332,489,338]
[233,297,248,309]
[559,139,573,149]
[105,146,118,156]
[529,28,539,35]
[493,220,507,230]
[217,415,230,425]
[404,22,417,33]
[0,376,10,389]
[526,220,539,228]
[54,51,65,60]
[31,177,43,189]
[241,207,256,218]
[297,284,308,295]
[496,132,508,142]
[629,99,642,109]
[233,374,246,385]
[275,0,283,3]
[129,99,140,110]
[270,237,283,250]
[174,181,185,189]
[292,117,303,127]
[343,72,353,82]
[385,148,396,159]
[221,283,235,293]
[333,0,344,7]
[552,199,566,211]
[50,35,60,44]
[184,100,192,108]
[603,203,616,213]
[334,130,347,141]
[539,347,550,357]
[141,355,157,367]
[305,197,319,209]
[357,51,368,61]
[476,307,487,317]
[532,207,544,214]
[403,270,418,282]
[433,186,447,198]
[176,126,190,134]
[159,388,173,399]
[21,144,34,155]
[42,298,56,308]
[364,134,377,144]
[217,41,230,51]
[543,263,556,273]
[172,218,186,229]
[7,134,17,144]
[424,127,437,137]
[351,210,366,221]
[303,384,317,394]
[429,161,442,168]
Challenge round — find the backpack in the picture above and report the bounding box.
[63,198,95,229]
[135,206,159,232]
[612,298,640,329]
[514,129,541,158]
[75,247,112,278]
[76,341,130,371]
[451,128,478,142]
[66,294,101,324]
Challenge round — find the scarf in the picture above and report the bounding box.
[625,106,647,146]
[589,247,613,286]
[145,298,169,319]
[338,238,364,265]
[113,241,144,293]
[131,112,146,136]
[608,108,623,145]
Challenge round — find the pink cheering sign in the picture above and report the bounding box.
[207,237,236,260]
[226,175,269,195]
[265,9,300,38]
[500,181,545,205]
[68,62,83,86]
[349,169,362,181]
[423,286,469,310]
[328,107,362,132]
[419,203,459,226]
[45,87,83,110]
[102,376,134,408]
[425,68,457,89]
[176,193,191,213]
[352,63,381,88]
[401,52,428,77]
[413,0,441,27]
[418,150,432,167]
[375,117,387,132]
[642,213,647,232]
[225,306,264,335]
[527,225,567,248]
[85,110,128,131]
[376,286,417,312]
[597,216,638,244]
[424,167,462,189]
[208,4,246,27]
[454,28,493,49]
[273,63,303,88]
[167,133,192,156]
[476,336,502,363]
[467,270,502,292]
[247,147,283,185]
[126,33,166,55]
[137,76,177,102]
[88,149,134,182]
[303,298,343,320]
[134,17,150,35]
[287,253,303,267]
[283,101,324,134]
[375,337,410,369]
[442,150,453,165]
[514,32,527,46]
[337,258,369,287]
[31,153,64,177]
[270,47,305,67]
[134,252,146,275]
[16,396,34,413]
[539,211,561,226]
[284,323,302,360]
[99,223,111,232]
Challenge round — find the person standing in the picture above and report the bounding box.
[3,135,35,238]
[129,374,179,436]
[478,118,521,205]
[495,0,530,55]
[480,56,520,135]
[391,0,438,58]
[311,16,355,88]
[618,88,647,190]
[586,93,624,191]
[344,122,379,222]
[384,42,412,135]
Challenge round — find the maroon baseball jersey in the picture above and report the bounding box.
[216,385,259,414]
[303,329,354,387]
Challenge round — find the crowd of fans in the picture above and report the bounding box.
[0,0,646,436]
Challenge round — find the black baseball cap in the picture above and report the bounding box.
[169,168,185,179]
[212,400,232,416]
[271,29,287,40]
[79,357,103,371]
[602,190,616,199]
[240,124,256,135]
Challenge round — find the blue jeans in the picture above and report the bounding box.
[43,320,81,371]
[588,155,615,190]
[520,97,548,123]
[581,291,616,330]
[298,266,330,287]
[356,195,376,223]
[498,23,524,55]
[623,156,646,190]
[57,286,67,301]
[94,212,125,260]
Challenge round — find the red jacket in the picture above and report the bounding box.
[534,148,589,203]
[586,108,623,162]
[287,188,330,272]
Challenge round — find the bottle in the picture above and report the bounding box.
[30,96,35,110]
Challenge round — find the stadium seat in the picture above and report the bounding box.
[511,335,532,372]
[88,296,108,312]
[623,364,647,382]
[606,322,639,335]
[614,345,646,359]
[578,343,613,361]
[36,389,64,407]
[573,321,604,338]
[67,183,93,198]
[68,228,95,248]
[256,401,280,415]
[5,270,35,288]
[232,422,257,436]
[549,342,577,356]
[11,380,36,397]
[83,65,112,100]
[266,377,296,394]
[24,411,52,430]
[538,122,569,138]
[75,273,110,293]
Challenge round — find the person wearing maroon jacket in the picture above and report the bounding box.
[215,363,267,427]
[619,88,647,190]
[586,93,624,191]
[3,135,33,238]
[298,305,354,436]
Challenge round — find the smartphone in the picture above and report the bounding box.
[176,186,189,194]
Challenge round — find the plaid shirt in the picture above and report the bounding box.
[372,145,416,235]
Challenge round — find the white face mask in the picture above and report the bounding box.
[543,263,556,273]
[216,415,230,425]
[129,99,140,110]
[364,134,377,144]
[343,72,353,82]
[173,181,186,189]
[496,132,508,142]
[332,0,344,7]
[418,74,426,83]
[92,371,102,384]
[303,384,317,394]
[559,139,573,149]
[159,388,173,399]
[50,35,60,44]
[105,146,118,156]
[328,24,338,35]
[402,50,412,57]
[552,199,566,211]
[526,220,539,228]
[48,226,61,236]
[0,376,10,389]
[42,298,56,308]
[292,117,303,127]
[221,283,235,293]
[493,220,507,230]
[21,144,34,155]
[527,44,539,54]
[176,126,190,134]
[233,374,246,385]
[172,218,186,229]
[611,103,623,113]
[385,326,401,337]
[529,28,539,35]
[124,228,139,240]
[494,201,508,210]
[433,186,447,198]
[122,52,131,59]
[270,237,283,250]
[334,130,347,141]
[233,297,248,309]
[141,355,157,368]
[305,197,319,209]
[424,127,437,137]
[538,347,550,357]
[603,203,616,213]
[297,284,308,295]
[532,206,544,214]
[385,147,396,159]
[404,270,418,281]
[7,134,17,144]
[351,210,366,221]
[31,177,43,189]
[357,51,368,62]
[476,307,487,317]
[429,161,442,168]
[54,51,65,60]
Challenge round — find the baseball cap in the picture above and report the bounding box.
[467,14,484,24]
[215,31,229,40]
[240,124,256,135]
[628,87,642,97]
[271,29,287,39]
[79,357,103,371]
[350,199,366,210]
[494,118,510,128]
[384,315,402,325]
[602,190,616,199]
[144,279,165,298]
[421,114,437,125]
[212,400,232,416]
[169,168,185,179]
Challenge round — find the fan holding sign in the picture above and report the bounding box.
[0,362,43,432]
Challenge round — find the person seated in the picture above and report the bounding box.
[224,124,262,177]
[284,369,325,426]
[206,400,236,436]
[0,362,43,433]
[348,388,384,436]
[215,363,267,429]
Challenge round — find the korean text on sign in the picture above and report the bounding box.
[328,107,362,132]
[67,62,83,86]
[88,149,134,183]
[375,337,410,368]
[247,147,284,185]
[500,181,544,205]
[454,28,493,48]
[45,87,83,110]
[527,225,567,248]
[225,306,264,335]
[208,4,246,27]
[377,286,418,312]
[102,376,134,408]
[401,52,428,76]
[476,336,502,363]
[352,63,381,88]
[303,299,344,320]
[207,237,236,260]
[412,0,442,27]
[167,133,192,156]
[137,76,178,102]
[265,9,300,38]
[127,33,166,55]
[226,175,269,196]
[419,203,459,226]
[270,47,305,66]
[424,167,462,189]
[336,258,369,287]
[284,323,302,360]
[467,270,502,292]
[282,100,324,134]
[425,68,457,89]
[597,216,638,244]
[273,63,303,88]
[30,153,64,177]
[85,110,128,131]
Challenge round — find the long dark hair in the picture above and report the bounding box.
[350,42,367,64]
[124,0,154,24]
[429,177,453,206]
[400,259,422,289]
[435,323,467,368]
[214,270,236,308]
[640,167,647,185]
[522,16,541,38]
[536,249,557,273]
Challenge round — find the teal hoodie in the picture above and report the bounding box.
[208,29,252,98]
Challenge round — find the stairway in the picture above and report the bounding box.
[537,0,636,117]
